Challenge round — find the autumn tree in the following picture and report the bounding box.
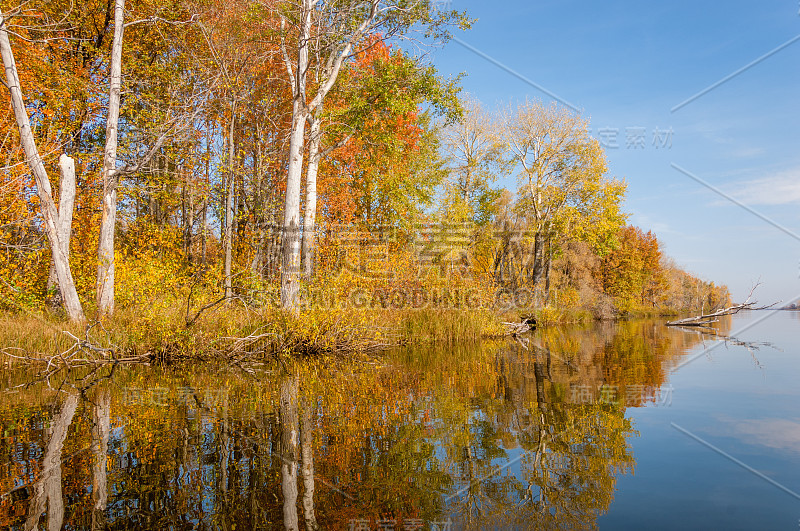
[439,97,504,225]
[319,38,460,229]
[95,0,125,316]
[274,0,467,311]
[96,0,218,315]
[0,5,85,321]
[599,225,666,312]
[503,101,610,291]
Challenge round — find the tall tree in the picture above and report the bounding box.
[96,0,125,316]
[0,7,84,321]
[276,0,466,311]
[313,37,461,230]
[503,100,607,290]
[440,97,504,225]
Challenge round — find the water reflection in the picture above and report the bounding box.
[0,320,718,529]
[24,393,77,531]
[91,389,110,530]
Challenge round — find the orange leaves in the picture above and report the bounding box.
[598,225,668,312]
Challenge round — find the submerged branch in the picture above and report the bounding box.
[666,283,775,327]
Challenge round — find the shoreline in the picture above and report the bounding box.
[0,303,699,367]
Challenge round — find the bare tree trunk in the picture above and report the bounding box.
[0,13,84,322]
[91,390,111,530]
[24,394,79,531]
[46,155,76,309]
[224,112,235,300]
[96,0,125,317]
[186,172,194,262]
[280,377,300,531]
[530,230,545,287]
[301,112,321,280]
[544,242,552,305]
[281,104,309,312]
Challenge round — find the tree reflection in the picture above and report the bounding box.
[0,319,713,529]
[280,375,300,531]
[24,393,78,531]
[440,343,635,529]
[300,395,320,530]
[91,389,111,530]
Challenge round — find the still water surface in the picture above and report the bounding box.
[1,311,798,529]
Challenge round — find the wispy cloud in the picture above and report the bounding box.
[727,170,800,205]
[731,418,800,454]
[711,416,800,455]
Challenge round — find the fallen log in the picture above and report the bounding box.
[666,284,774,327]
[503,321,533,336]
[667,318,719,327]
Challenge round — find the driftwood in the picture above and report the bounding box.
[1,321,146,374]
[502,321,533,336]
[666,284,774,327]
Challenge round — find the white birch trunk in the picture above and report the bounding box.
[300,113,321,280]
[96,0,125,316]
[224,113,235,300]
[0,11,84,322]
[47,155,76,305]
[281,107,306,312]
[280,1,313,312]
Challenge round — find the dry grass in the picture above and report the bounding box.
[0,298,508,367]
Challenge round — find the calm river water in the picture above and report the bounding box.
[1,311,798,530]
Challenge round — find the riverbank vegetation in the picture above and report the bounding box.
[0,1,729,360]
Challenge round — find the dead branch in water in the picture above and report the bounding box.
[1,320,148,371]
[666,283,775,327]
[502,321,533,336]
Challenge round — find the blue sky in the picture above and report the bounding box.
[428,0,800,304]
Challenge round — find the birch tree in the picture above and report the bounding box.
[45,155,76,308]
[277,0,465,311]
[0,8,84,321]
[300,108,322,279]
[441,97,504,224]
[96,0,125,316]
[95,0,215,315]
[503,100,603,288]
